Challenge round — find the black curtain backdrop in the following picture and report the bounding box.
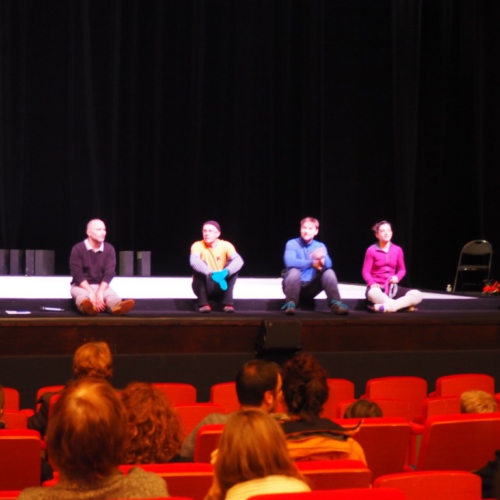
[1,0,499,290]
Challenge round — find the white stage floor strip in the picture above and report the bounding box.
[0,276,472,300]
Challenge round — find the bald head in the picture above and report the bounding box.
[86,219,107,248]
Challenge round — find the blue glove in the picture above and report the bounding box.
[211,269,229,290]
[211,269,229,283]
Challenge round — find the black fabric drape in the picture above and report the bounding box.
[0,0,499,289]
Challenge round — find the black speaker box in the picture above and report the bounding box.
[136,251,151,276]
[25,249,35,276]
[256,320,302,351]
[119,251,134,276]
[9,249,24,275]
[35,250,55,275]
[0,249,10,275]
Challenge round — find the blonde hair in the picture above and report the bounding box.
[460,390,498,414]
[209,410,305,500]
[73,341,113,380]
[301,217,319,229]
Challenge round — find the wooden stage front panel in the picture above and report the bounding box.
[1,310,499,356]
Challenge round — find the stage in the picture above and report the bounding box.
[1,276,499,408]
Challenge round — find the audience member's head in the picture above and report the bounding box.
[72,341,113,380]
[282,352,329,422]
[46,378,126,481]
[236,359,282,413]
[460,390,498,414]
[210,409,306,500]
[344,399,383,418]
[121,382,183,464]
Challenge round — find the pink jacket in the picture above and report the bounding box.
[362,243,406,291]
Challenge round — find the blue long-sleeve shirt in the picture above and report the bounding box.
[283,237,332,282]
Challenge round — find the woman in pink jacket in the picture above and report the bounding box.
[362,220,422,312]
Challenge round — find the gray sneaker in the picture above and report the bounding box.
[282,301,296,315]
[330,299,349,315]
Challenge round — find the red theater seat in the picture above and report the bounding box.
[415,412,500,471]
[249,489,405,500]
[194,423,225,462]
[175,403,228,437]
[120,463,213,500]
[373,470,481,500]
[2,388,20,412]
[296,460,372,490]
[210,382,239,413]
[152,383,197,405]
[335,417,412,480]
[321,379,355,420]
[2,410,28,429]
[430,373,495,397]
[362,377,428,422]
[0,429,42,490]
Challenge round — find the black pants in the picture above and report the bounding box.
[192,271,238,306]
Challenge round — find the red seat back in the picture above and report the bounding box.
[434,374,495,397]
[175,403,228,436]
[374,470,481,500]
[2,388,20,412]
[249,489,405,500]
[321,379,355,420]
[194,424,225,462]
[417,412,500,471]
[0,492,23,500]
[2,411,28,429]
[0,429,42,490]
[296,460,372,490]
[336,417,412,480]
[120,463,213,500]
[152,383,197,405]
[210,382,239,412]
[418,396,461,422]
[35,385,65,411]
[364,377,427,421]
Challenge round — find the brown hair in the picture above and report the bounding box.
[46,378,126,481]
[301,217,319,229]
[73,341,113,380]
[121,382,183,464]
[210,410,305,500]
[282,352,329,422]
[371,220,392,234]
[344,399,383,418]
[460,390,498,414]
[235,360,281,406]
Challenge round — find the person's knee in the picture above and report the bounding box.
[367,288,385,303]
[284,268,301,282]
[407,289,423,305]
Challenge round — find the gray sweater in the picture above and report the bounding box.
[19,467,168,500]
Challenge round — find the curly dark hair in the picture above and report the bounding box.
[121,382,183,464]
[282,352,329,422]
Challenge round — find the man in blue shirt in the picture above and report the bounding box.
[282,217,348,315]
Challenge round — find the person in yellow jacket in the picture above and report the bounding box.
[190,220,244,313]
